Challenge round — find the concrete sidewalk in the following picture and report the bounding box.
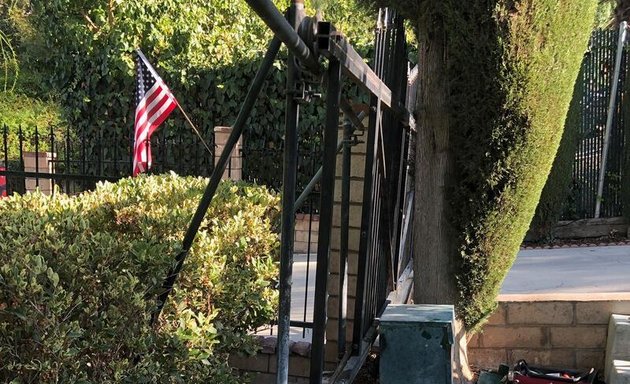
[500,245,630,297]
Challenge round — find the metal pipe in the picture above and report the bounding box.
[244,0,320,74]
[310,57,342,383]
[595,21,627,218]
[276,2,304,381]
[338,109,353,358]
[150,37,281,326]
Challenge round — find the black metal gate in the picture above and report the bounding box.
[235,2,416,382]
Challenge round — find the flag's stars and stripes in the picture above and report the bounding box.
[133,50,178,176]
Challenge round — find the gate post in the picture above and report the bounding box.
[310,57,342,382]
[23,151,56,194]
[276,1,305,382]
[213,126,242,180]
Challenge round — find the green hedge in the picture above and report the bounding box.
[445,0,597,329]
[528,65,585,241]
[0,174,280,383]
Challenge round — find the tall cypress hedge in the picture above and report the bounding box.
[528,66,585,241]
[373,0,597,328]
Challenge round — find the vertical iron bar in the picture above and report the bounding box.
[129,121,135,176]
[50,125,55,195]
[98,127,104,176]
[2,124,9,166]
[588,39,596,217]
[591,31,610,217]
[579,50,586,218]
[277,2,303,382]
[591,36,597,216]
[81,123,87,190]
[302,193,314,339]
[65,125,71,192]
[338,115,352,357]
[3,125,8,169]
[18,126,24,192]
[310,57,342,382]
[3,124,7,195]
[35,125,40,188]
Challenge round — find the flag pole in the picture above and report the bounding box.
[175,103,214,156]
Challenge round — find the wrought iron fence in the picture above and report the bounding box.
[566,28,628,219]
[1,121,328,208]
[0,123,219,196]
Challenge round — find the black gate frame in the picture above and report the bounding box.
[148,1,416,383]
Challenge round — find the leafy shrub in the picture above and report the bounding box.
[0,173,280,383]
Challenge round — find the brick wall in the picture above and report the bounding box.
[468,297,630,371]
[294,213,319,254]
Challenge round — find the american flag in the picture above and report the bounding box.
[133,49,178,176]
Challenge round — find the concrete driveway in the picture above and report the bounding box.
[500,245,630,296]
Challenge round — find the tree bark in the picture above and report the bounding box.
[412,13,473,383]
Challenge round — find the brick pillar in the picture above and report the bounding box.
[214,126,242,181]
[325,111,368,365]
[23,151,55,194]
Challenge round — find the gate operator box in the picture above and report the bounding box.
[379,304,454,384]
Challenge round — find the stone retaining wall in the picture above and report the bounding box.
[469,295,630,371]
[230,336,311,384]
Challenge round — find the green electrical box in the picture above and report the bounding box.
[379,304,454,384]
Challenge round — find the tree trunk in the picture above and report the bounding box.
[412,12,473,384]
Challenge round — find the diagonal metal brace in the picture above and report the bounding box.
[150,37,282,326]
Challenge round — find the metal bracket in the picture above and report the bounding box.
[293,81,321,104]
